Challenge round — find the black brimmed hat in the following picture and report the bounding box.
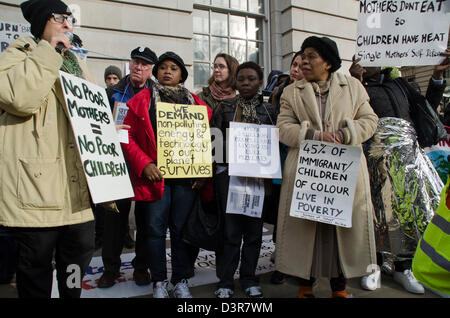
[130,47,158,64]
[21,0,72,38]
[300,36,342,73]
[152,51,188,83]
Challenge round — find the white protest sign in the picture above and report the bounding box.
[226,176,265,218]
[356,0,449,66]
[59,71,134,204]
[228,122,281,179]
[289,141,362,228]
[0,21,31,52]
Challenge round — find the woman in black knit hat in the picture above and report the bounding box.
[121,51,212,298]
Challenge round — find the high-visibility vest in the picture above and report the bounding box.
[412,175,450,297]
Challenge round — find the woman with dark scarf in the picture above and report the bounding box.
[212,62,278,298]
[122,52,212,298]
[187,53,240,275]
[197,53,239,112]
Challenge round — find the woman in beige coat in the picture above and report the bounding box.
[275,36,378,298]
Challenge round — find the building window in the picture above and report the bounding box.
[193,0,266,91]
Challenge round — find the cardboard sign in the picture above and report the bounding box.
[356,0,449,66]
[0,21,31,52]
[228,122,282,179]
[289,141,362,228]
[59,71,134,204]
[156,102,212,178]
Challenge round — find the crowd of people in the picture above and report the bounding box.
[0,0,449,299]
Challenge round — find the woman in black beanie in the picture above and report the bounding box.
[122,51,212,298]
[20,0,85,77]
[21,0,73,38]
[0,0,96,298]
[275,36,378,298]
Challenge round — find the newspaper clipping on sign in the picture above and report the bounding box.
[289,141,362,228]
[59,71,134,204]
[356,0,449,66]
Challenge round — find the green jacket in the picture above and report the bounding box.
[0,37,94,227]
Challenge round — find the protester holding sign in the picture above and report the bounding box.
[96,46,158,290]
[0,0,96,298]
[122,51,212,298]
[349,50,449,294]
[349,49,449,126]
[212,62,278,299]
[188,53,239,278]
[276,36,378,298]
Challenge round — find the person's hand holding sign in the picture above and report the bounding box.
[319,131,343,144]
[143,162,162,183]
[115,124,130,131]
[432,48,450,80]
[349,57,365,83]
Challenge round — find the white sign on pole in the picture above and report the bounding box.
[289,141,362,228]
[355,0,449,66]
[0,21,31,52]
[228,122,281,179]
[59,71,134,204]
[226,176,265,218]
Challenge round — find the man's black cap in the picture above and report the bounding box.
[131,46,158,64]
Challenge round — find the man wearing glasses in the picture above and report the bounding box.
[97,46,158,289]
[0,0,96,298]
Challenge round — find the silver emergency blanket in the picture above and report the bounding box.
[366,117,443,267]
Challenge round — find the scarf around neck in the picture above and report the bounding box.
[34,37,83,78]
[311,80,331,95]
[235,94,261,124]
[152,80,195,105]
[209,81,236,102]
[311,79,331,122]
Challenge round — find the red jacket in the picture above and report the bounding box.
[122,88,212,201]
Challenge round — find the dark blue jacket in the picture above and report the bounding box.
[106,75,154,112]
